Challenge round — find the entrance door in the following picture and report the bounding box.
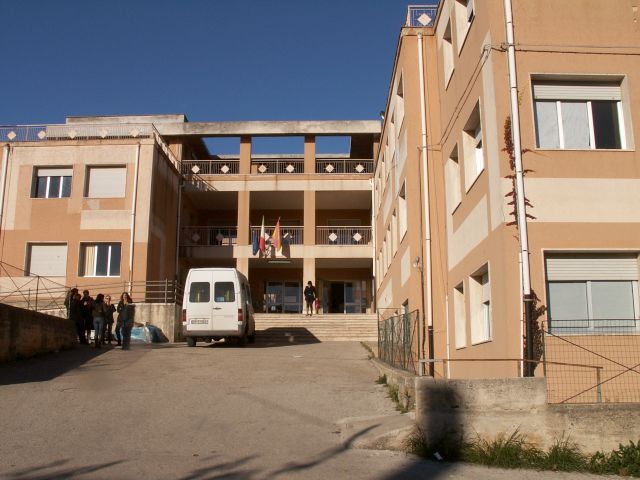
[265,281,301,313]
[327,280,367,313]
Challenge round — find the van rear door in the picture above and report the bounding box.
[186,270,213,331]
[211,274,239,332]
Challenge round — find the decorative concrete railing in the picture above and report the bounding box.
[315,159,374,174]
[181,226,238,246]
[406,5,438,27]
[182,160,240,175]
[250,226,303,245]
[252,158,305,174]
[316,226,372,245]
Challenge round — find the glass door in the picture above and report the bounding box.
[265,282,283,313]
[265,281,301,313]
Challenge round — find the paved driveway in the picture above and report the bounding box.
[0,340,613,479]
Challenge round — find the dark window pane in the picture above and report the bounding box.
[36,177,48,198]
[61,176,72,197]
[592,101,621,149]
[109,243,121,276]
[95,245,109,276]
[48,176,61,198]
[189,282,210,303]
[214,282,235,302]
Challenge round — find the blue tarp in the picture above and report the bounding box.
[130,324,162,343]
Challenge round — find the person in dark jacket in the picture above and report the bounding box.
[69,292,86,344]
[64,288,78,319]
[80,290,94,343]
[303,281,316,316]
[91,293,108,348]
[103,295,116,345]
[117,292,135,350]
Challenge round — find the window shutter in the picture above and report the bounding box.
[87,167,126,198]
[533,84,621,101]
[546,254,638,281]
[29,244,67,277]
[37,168,73,177]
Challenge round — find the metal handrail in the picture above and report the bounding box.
[316,226,372,245]
[252,158,304,174]
[181,226,238,246]
[315,159,374,174]
[181,160,240,175]
[250,226,303,245]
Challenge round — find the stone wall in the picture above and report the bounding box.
[0,304,76,362]
[415,377,640,454]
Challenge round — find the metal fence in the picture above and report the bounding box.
[250,226,303,245]
[378,310,420,374]
[181,226,238,246]
[181,160,240,175]
[315,159,374,174]
[0,261,183,312]
[252,158,304,174]
[316,226,372,245]
[406,5,438,27]
[542,320,640,404]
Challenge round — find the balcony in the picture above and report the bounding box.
[181,226,237,246]
[316,226,372,245]
[182,159,239,175]
[315,159,374,174]
[178,157,374,176]
[252,158,304,175]
[250,226,304,245]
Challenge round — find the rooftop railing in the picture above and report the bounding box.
[406,5,438,27]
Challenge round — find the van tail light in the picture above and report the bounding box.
[238,308,243,323]
[182,309,187,324]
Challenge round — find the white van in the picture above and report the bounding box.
[182,268,256,347]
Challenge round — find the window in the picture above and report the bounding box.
[79,243,121,277]
[392,210,398,255]
[33,168,72,198]
[445,146,461,212]
[463,104,483,190]
[214,282,235,302]
[470,265,491,343]
[454,283,466,348]
[546,253,639,333]
[85,166,126,198]
[395,74,405,130]
[26,244,67,277]
[189,282,210,303]
[454,0,474,52]
[440,20,454,85]
[533,82,625,149]
[398,182,407,240]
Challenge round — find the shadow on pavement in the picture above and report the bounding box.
[2,458,125,480]
[253,327,321,347]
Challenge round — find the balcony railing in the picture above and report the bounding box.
[316,226,372,245]
[250,226,303,245]
[181,226,238,246]
[315,159,374,174]
[182,160,240,175]
[1,123,154,142]
[406,5,438,27]
[252,158,304,174]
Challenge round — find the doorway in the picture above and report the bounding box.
[324,281,366,313]
[265,281,301,313]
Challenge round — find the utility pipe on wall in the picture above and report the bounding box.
[128,143,141,292]
[417,32,435,376]
[503,0,534,376]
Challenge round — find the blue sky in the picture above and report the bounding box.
[1,1,437,153]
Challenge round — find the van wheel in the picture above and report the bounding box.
[187,337,197,347]
[248,332,256,344]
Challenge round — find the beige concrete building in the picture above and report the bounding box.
[375,1,640,388]
[0,116,380,319]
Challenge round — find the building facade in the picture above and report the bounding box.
[375,1,640,387]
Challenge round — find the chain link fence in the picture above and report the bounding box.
[378,309,419,374]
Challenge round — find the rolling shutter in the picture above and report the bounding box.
[546,253,638,281]
[533,84,621,101]
[37,168,72,177]
[28,244,67,277]
[86,167,126,198]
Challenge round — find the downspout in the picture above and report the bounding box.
[128,143,141,293]
[370,177,377,313]
[0,145,10,258]
[417,32,435,376]
[174,177,183,286]
[503,0,534,376]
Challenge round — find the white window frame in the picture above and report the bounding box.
[454,0,474,53]
[440,19,455,87]
[463,103,484,191]
[26,243,68,277]
[33,168,72,199]
[470,265,491,344]
[445,146,461,213]
[79,243,121,278]
[398,181,408,241]
[454,283,467,349]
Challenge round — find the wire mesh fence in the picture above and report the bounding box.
[378,309,419,374]
[542,320,640,404]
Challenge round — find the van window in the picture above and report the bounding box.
[189,282,210,303]
[214,282,235,302]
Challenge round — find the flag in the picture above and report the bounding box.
[259,215,266,253]
[252,227,259,255]
[272,217,282,252]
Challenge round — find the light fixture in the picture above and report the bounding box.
[268,260,291,264]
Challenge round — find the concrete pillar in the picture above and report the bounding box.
[239,136,252,174]
[303,190,316,246]
[236,257,249,279]
[237,190,250,245]
[303,258,316,289]
[304,135,316,174]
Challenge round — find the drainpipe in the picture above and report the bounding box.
[503,0,534,376]
[370,177,377,315]
[174,177,183,287]
[128,143,141,293]
[0,145,10,256]
[417,32,435,376]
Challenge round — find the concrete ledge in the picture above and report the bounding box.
[0,304,76,362]
[369,357,416,411]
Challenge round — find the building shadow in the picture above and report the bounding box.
[253,327,321,347]
[2,458,125,480]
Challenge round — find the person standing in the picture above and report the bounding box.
[80,290,94,343]
[91,294,107,348]
[303,281,316,316]
[64,288,78,319]
[118,292,135,350]
[69,292,86,344]
[103,295,116,345]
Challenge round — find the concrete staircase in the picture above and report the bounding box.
[254,313,378,342]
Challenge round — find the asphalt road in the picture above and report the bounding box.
[0,340,615,479]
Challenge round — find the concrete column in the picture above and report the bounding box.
[303,190,316,246]
[236,257,249,279]
[303,258,316,289]
[239,136,252,174]
[237,191,250,245]
[304,135,316,174]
